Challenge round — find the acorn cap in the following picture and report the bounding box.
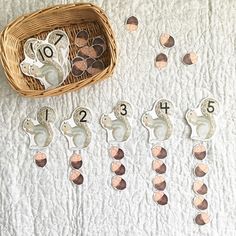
[195,212,210,225]
[153,192,168,205]
[193,180,208,195]
[152,160,166,174]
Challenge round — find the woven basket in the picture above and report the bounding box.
[0,3,117,97]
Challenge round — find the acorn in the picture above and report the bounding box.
[70,153,82,169]
[69,170,84,185]
[151,145,167,159]
[153,192,168,205]
[160,33,175,48]
[195,212,210,225]
[34,152,47,167]
[71,57,87,77]
[155,53,168,70]
[111,176,126,190]
[126,16,138,32]
[152,176,166,191]
[152,160,166,174]
[194,163,208,177]
[193,180,208,195]
[109,146,124,160]
[183,52,198,65]
[75,30,89,47]
[193,144,207,160]
[193,196,208,210]
[111,162,125,175]
[87,60,104,75]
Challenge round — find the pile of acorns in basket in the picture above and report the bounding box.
[20,29,106,90]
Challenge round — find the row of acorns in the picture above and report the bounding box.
[192,144,210,226]
[125,16,198,70]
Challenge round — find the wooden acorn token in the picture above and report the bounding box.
[195,212,210,225]
[111,176,126,190]
[193,144,207,160]
[111,162,126,175]
[155,53,168,70]
[152,160,166,174]
[151,145,167,159]
[126,16,138,31]
[193,196,208,210]
[160,33,175,48]
[69,170,84,185]
[183,52,198,65]
[34,152,47,167]
[70,153,82,169]
[153,192,168,205]
[193,180,208,195]
[109,147,124,160]
[152,176,166,191]
[75,30,89,47]
[194,163,209,177]
[87,60,104,75]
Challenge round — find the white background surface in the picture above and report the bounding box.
[0,0,236,235]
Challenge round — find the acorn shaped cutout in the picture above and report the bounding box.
[152,176,166,191]
[70,153,82,169]
[34,152,47,167]
[183,52,198,65]
[193,196,208,210]
[153,192,168,205]
[109,146,124,160]
[71,57,87,77]
[194,163,209,177]
[193,144,207,160]
[87,60,104,75]
[126,16,138,32]
[151,146,167,159]
[155,53,168,70]
[160,33,175,48]
[195,213,210,225]
[152,160,166,174]
[75,30,89,47]
[111,162,125,175]
[69,170,84,185]
[111,176,126,190]
[193,180,208,195]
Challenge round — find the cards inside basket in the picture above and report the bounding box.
[20,30,71,90]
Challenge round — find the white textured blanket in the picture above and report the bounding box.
[0,0,236,235]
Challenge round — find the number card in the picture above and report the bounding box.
[142,99,174,143]
[185,97,219,141]
[100,101,133,143]
[60,107,92,150]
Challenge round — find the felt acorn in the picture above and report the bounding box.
[153,192,168,205]
[34,152,47,167]
[109,146,124,160]
[195,212,210,225]
[111,162,125,175]
[151,146,167,159]
[155,53,168,70]
[194,163,208,177]
[193,144,207,160]
[69,170,84,185]
[160,33,175,48]
[126,16,138,32]
[152,160,166,174]
[193,196,208,210]
[70,153,82,169]
[193,180,208,195]
[183,52,198,65]
[111,176,126,190]
[75,30,89,47]
[152,176,166,191]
